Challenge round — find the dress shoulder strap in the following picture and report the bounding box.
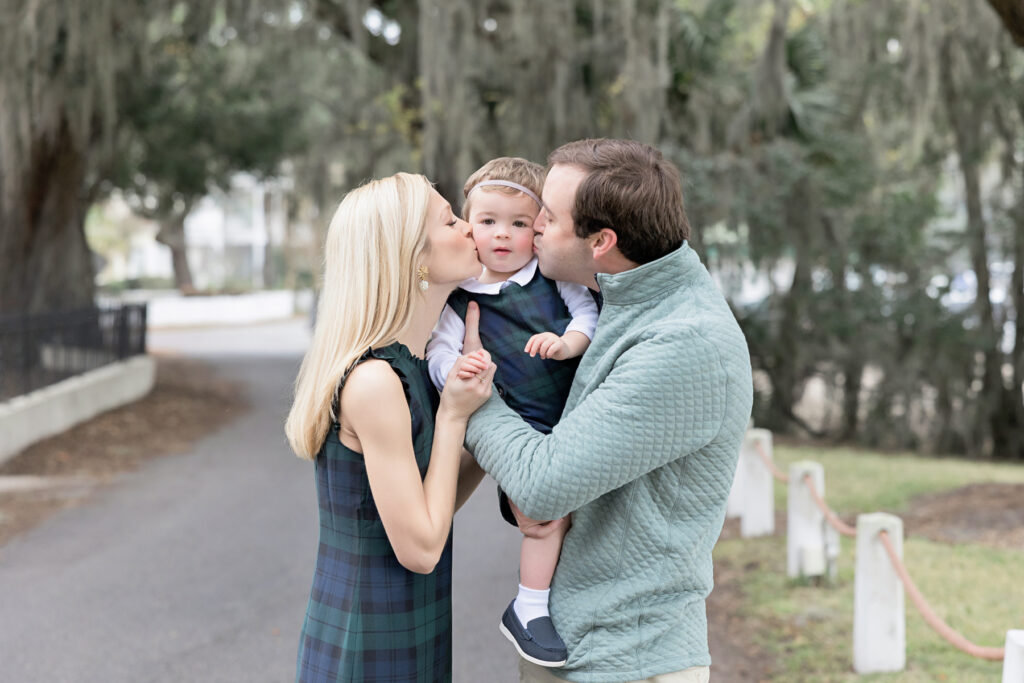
[330,347,376,430]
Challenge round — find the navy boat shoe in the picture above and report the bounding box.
[499,600,568,667]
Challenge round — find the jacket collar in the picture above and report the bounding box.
[595,242,701,306]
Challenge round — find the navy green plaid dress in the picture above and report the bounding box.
[296,343,452,683]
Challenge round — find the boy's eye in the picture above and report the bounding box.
[513,221,529,228]
[482,218,494,225]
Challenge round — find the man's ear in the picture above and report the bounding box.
[589,228,619,260]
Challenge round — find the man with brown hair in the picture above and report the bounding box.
[462,138,753,682]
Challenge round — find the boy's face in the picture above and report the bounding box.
[468,189,540,278]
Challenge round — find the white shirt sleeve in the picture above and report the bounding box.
[555,281,599,339]
[426,303,466,390]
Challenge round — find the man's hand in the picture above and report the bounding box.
[462,301,483,354]
[509,500,571,539]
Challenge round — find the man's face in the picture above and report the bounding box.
[533,164,597,288]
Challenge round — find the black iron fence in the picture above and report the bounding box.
[0,303,147,401]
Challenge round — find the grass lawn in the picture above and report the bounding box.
[713,444,1024,682]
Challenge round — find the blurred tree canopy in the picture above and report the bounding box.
[110,8,309,291]
[1,0,1021,459]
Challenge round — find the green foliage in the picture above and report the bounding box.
[6,0,1020,454]
[108,11,308,214]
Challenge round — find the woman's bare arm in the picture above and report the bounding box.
[341,353,493,573]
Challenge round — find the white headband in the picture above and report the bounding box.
[466,179,543,208]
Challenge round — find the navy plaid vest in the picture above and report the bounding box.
[447,270,580,433]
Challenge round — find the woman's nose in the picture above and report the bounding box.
[460,219,472,237]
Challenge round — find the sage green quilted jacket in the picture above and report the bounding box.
[465,242,753,682]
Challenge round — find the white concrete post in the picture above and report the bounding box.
[787,461,826,578]
[825,524,841,582]
[1004,630,1024,683]
[725,461,744,519]
[740,429,774,538]
[853,513,905,674]
[726,422,754,519]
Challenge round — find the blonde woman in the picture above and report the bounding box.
[286,173,493,682]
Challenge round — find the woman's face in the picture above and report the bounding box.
[421,189,481,286]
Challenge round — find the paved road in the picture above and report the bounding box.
[0,320,520,682]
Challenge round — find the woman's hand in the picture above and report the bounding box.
[461,301,484,354]
[439,349,496,420]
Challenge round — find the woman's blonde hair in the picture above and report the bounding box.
[285,172,434,460]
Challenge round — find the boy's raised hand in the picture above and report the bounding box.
[524,331,570,360]
[455,349,490,380]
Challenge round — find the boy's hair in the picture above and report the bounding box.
[547,139,690,265]
[461,157,545,220]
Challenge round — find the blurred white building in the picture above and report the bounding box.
[95,173,314,292]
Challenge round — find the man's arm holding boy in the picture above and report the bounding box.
[462,303,728,521]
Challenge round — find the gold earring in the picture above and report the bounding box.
[417,266,429,291]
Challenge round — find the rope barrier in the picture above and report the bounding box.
[753,440,789,482]
[802,473,857,538]
[744,433,1011,664]
[877,530,1005,661]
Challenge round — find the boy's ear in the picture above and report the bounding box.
[589,228,619,260]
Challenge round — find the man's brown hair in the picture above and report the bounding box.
[462,157,545,220]
[547,139,690,264]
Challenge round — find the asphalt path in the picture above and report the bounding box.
[0,319,520,682]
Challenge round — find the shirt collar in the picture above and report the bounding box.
[458,257,538,293]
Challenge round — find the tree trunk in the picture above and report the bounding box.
[939,35,1002,457]
[263,190,276,289]
[154,207,196,294]
[1013,180,1024,459]
[418,0,481,204]
[616,0,670,144]
[932,373,964,454]
[0,120,94,315]
[753,0,792,138]
[765,254,812,433]
[1012,100,1024,459]
[840,359,863,440]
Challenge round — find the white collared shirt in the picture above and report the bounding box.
[426,258,599,390]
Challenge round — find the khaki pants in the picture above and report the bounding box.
[519,659,711,683]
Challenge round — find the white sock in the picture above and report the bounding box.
[513,584,550,625]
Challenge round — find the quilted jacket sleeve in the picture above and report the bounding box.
[464,327,729,520]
